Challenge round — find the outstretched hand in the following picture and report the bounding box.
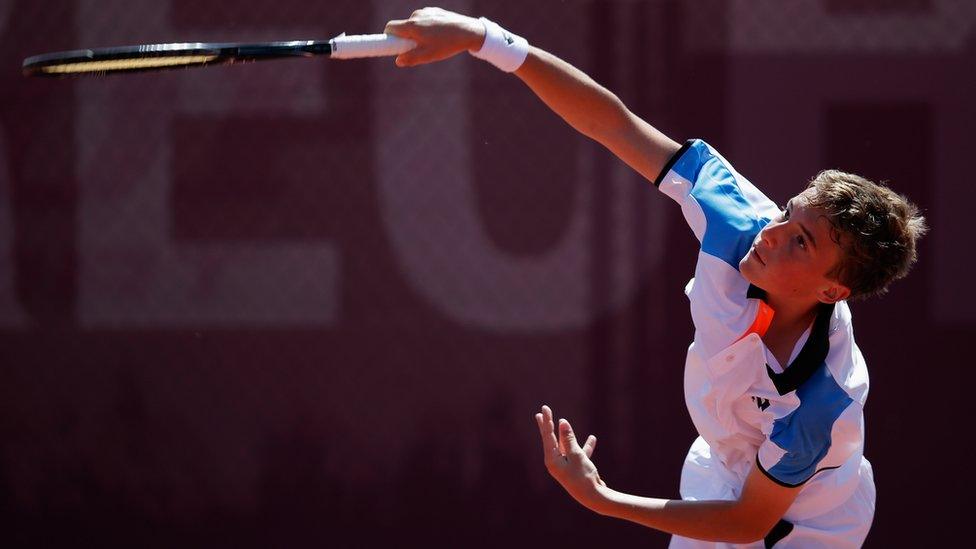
[535,405,606,511]
[384,7,486,67]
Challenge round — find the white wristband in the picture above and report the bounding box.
[469,17,529,73]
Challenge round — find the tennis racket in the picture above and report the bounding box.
[22,33,416,77]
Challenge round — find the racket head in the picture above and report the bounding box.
[22,40,333,77]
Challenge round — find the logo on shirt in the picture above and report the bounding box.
[503,32,515,45]
[751,396,771,411]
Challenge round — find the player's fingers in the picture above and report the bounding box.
[582,434,597,458]
[536,407,560,461]
[394,46,432,67]
[384,19,416,39]
[541,405,565,457]
[541,404,553,422]
[534,413,556,464]
[559,418,583,455]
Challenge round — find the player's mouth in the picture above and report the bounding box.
[752,245,766,266]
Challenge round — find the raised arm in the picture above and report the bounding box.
[513,47,681,183]
[384,8,681,184]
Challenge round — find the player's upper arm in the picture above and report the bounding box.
[734,462,801,542]
[600,110,682,184]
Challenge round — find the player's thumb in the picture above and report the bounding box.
[395,46,428,67]
[558,419,581,453]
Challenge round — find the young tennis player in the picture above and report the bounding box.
[385,8,926,547]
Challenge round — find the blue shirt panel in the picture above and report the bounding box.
[767,364,855,485]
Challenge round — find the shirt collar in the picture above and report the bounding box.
[748,284,835,395]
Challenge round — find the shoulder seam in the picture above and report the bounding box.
[653,139,695,187]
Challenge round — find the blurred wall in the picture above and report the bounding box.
[1,0,973,546]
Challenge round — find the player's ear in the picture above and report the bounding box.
[818,283,850,304]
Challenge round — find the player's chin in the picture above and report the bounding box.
[739,256,764,285]
[740,255,755,274]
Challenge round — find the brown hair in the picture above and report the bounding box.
[806,170,928,301]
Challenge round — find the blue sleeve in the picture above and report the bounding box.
[655,139,776,270]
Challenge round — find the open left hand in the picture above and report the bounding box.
[534,405,606,511]
[384,7,486,67]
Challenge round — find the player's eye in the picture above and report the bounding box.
[796,234,806,249]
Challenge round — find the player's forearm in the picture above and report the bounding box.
[513,47,632,144]
[591,486,766,543]
[385,8,679,180]
[511,47,679,182]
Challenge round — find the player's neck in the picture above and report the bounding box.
[765,292,821,332]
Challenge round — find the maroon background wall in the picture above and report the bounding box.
[1,1,973,547]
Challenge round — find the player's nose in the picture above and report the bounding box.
[759,226,777,248]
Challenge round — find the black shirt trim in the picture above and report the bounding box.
[653,139,694,187]
[755,453,844,488]
[764,519,794,548]
[765,302,835,396]
[756,456,805,488]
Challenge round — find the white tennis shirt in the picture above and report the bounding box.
[655,140,870,520]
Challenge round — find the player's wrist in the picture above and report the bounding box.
[461,16,487,52]
[468,17,529,72]
[581,481,616,516]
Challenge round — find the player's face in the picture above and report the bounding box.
[740,189,850,305]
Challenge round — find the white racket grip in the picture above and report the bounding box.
[330,33,416,59]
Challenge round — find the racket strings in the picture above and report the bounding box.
[38,54,219,74]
